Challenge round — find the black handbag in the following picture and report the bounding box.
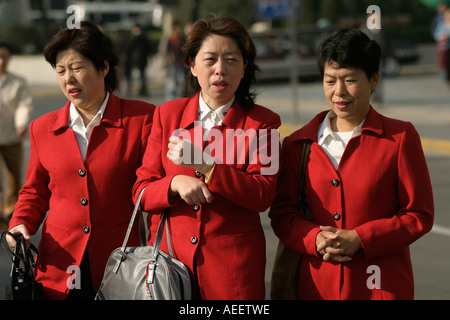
[95,188,192,300]
[1,231,44,300]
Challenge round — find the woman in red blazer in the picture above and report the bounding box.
[7,22,155,299]
[269,29,434,299]
[133,16,281,299]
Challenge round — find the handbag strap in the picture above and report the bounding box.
[299,140,312,220]
[1,231,39,273]
[120,188,174,257]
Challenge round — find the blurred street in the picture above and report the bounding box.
[1,43,449,300]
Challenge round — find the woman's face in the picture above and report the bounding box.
[323,62,379,131]
[190,34,247,110]
[55,48,108,113]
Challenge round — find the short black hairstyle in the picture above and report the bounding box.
[317,28,381,80]
[43,21,118,91]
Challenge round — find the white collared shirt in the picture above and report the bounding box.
[198,93,233,133]
[317,110,365,170]
[69,92,109,161]
[0,72,33,145]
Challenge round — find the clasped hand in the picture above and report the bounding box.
[315,226,362,263]
[167,136,214,205]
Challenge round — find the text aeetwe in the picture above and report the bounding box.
[179,304,270,317]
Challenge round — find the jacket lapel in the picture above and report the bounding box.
[290,105,384,143]
[361,106,384,136]
[48,101,71,133]
[221,99,246,130]
[180,92,201,130]
[48,91,121,132]
[101,92,122,128]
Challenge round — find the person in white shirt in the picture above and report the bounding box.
[0,42,33,228]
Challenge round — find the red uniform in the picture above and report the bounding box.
[269,107,434,299]
[9,93,155,299]
[134,92,281,299]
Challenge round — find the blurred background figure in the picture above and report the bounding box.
[434,6,450,85]
[125,25,153,97]
[431,2,448,78]
[360,15,397,105]
[0,42,33,232]
[161,20,187,100]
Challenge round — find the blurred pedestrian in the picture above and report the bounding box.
[6,21,156,299]
[161,20,187,100]
[125,25,153,97]
[0,42,33,232]
[269,29,434,300]
[133,15,281,299]
[431,2,448,77]
[360,17,397,104]
[114,29,131,95]
[434,7,450,85]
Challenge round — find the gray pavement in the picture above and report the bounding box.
[1,44,450,300]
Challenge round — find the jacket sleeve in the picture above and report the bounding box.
[9,121,50,235]
[133,106,178,214]
[207,113,282,212]
[269,137,322,257]
[355,122,434,260]
[139,104,155,165]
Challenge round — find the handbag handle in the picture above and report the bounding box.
[1,231,39,273]
[114,188,175,275]
[120,188,173,256]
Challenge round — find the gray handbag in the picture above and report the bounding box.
[95,188,191,300]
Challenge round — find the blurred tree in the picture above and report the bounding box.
[196,0,257,27]
[318,0,339,21]
[342,0,366,16]
[296,0,434,24]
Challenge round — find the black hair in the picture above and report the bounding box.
[43,21,118,91]
[317,28,381,80]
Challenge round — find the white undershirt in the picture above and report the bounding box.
[69,92,109,162]
[317,110,365,170]
[198,93,233,134]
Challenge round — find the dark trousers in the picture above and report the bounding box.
[0,142,23,219]
[66,250,96,300]
[445,49,450,82]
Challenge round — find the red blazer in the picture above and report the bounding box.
[133,92,281,299]
[9,93,155,299]
[269,107,434,300]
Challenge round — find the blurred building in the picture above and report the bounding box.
[0,0,196,31]
[0,0,166,29]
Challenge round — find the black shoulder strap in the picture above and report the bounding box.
[299,140,312,220]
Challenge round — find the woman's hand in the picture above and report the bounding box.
[6,224,31,250]
[316,229,351,263]
[169,175,214,205]
[316,226,362,263]
[167,136,214,174]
